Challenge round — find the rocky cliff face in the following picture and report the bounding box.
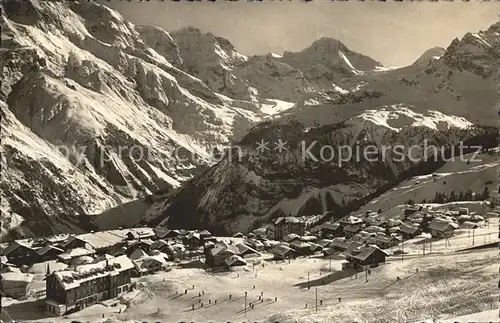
[1,0,498,238]
[0,0,264,239]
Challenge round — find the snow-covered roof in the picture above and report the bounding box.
[290,241,311,249]
[44,234,69,244]
[27,260,67,275]
[54,255,134,290]
[132,255,167,272]
[72,230,126,250]
[235,243,260,256]
[225,255,246,267]
[349,245,389,262]
[129,249,149,260]
[283,233,300,243]
[320,222,340,230]
[126,227,155,239]
[460,221,479,229]
[399,223,420,234]
[210,242,239,257]
[58,247,96,260]
[36,245,64,256]
[92,254,115,263]
[428,218,457,231]
[0,240,37,256]
[253,228,267,235]
[275,217,304,225]
[271,245,294,256]
[1,272,34,283]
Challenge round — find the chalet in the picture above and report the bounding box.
[132,254,168,277]
[344,225,362,239]
[317,239,333,248]
[235,244,260,258]
[0,240,41,267]
[428,219,457,239]
[205,242,240,267]
[43,234,70,246]
[399,224,422,239]
[1,266,21,274]
[309,243,323,253]
[125,227,155,241]
[343,244,389,271]
[182,232,202,249]
[460,221,479,230]
[319,223,343,238]
[27,261,68,278]
[352,232,376,244]
[36,245,65,262]
[57,248,96,265]
[457,207,469,215]
[165,243,187,261]
[154,229,181,240]
[270,245,295,260]
[274,217,306,240]
[300,236,317,243]
[374,235,400,249]
[45,255,134,316]
[289,241,312,256]
[0,272,34,299]
[322,247,337,257]
[125,239,154,256]
[64,231,125,256]
[404,206,420,216]
[246,238,265,251]
[339,216,363,228]
[283,233,301,243]
[330,238,352,252]
[199,230,212,240]
[253,227,268,239]
[225,255,247,267]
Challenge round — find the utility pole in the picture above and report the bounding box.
[365,267,368,283]
[423,242,425,256]
[244,291,247,317]
[430,240,432,253]
[308,272,310,289]
[315,287,318,313]
[329,258,332,272]
[401,240,404,262]
[472,229,475,246]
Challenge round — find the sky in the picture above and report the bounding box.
[104,1,500,66]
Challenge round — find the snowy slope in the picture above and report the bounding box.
[0,0,266,239]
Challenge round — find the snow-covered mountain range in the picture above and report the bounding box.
[1,0,499,239]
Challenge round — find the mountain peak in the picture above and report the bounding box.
[412,46,446,67]
[309,37,346,51]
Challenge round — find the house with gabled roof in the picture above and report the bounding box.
[399,223,422,239]
[343,244,389,271]
[205,242,240,267]
[344,225,362,239]
[1,272,34,299]
[428,219,458,239]
[319,222,343,238]
[57,248,96,264]
[37,245,65,262]
[0,240,41,267]
[270,245,295,260]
